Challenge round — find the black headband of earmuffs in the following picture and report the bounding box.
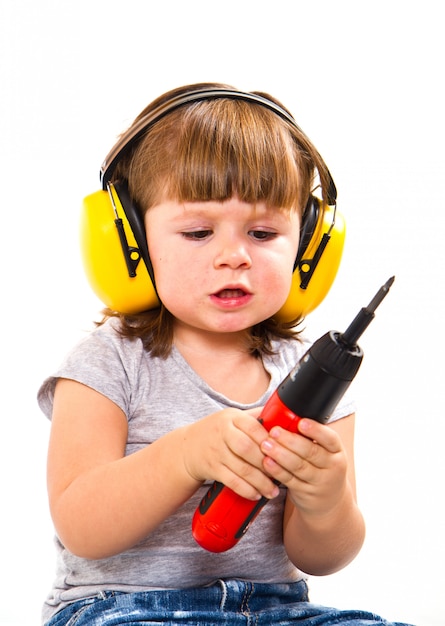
[100,88,337,205]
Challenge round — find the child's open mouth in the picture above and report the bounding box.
[216,289,247,299]
[211,288,252,308]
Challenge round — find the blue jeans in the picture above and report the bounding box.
[44,579,413,625]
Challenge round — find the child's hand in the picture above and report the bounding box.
[182,407,280,501]
[260,418,348,518]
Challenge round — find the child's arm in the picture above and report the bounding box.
[260,414,366,575]
[47,379,275,560]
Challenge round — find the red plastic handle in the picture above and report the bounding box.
[192,393,302,552]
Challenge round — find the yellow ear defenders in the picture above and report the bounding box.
[80,88,345,321]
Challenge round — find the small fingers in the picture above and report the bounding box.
[298,419,342,454]
[261,437,317,485]
[220,459,280,501]
[264,426,329,468]
[219,413,280,500]
[259,422,343,485]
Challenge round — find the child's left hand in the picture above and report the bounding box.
[260,418,348,518]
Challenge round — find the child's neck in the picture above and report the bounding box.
[173,328,271,403]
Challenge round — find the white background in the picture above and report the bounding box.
[0,1,444,625]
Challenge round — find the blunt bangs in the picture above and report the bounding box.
[126,98,314,215]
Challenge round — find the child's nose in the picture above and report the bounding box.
[213,236,252,269]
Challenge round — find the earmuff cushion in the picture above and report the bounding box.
[295,196,319,270]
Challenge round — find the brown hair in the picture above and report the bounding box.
[101,83,331,357]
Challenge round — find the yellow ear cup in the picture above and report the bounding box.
[275,203,346,322]
[80,189,160,314]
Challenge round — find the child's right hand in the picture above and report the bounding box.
[48,381,277,559]
[181,407,280,501]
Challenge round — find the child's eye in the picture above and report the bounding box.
[181,230,212,240]
[249,230,278,241]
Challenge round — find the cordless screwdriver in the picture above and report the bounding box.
[192,277,395,553]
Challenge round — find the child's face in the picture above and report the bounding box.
[145,196,301,336]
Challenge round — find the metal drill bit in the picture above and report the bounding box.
[341,277,395,346]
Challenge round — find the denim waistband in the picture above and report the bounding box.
[45,579,309,625]
[97,579,309,614]
[45,579,413,625]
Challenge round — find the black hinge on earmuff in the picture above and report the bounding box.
[106,182,142,278]
[298,232,331,290]
[295,194,334,290]
[114,217,142,277]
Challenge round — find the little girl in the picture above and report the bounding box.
[38,83,413,625]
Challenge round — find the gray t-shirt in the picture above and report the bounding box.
[38,318,355,622]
